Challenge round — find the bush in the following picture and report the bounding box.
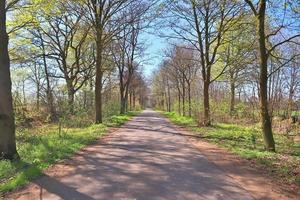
[59,111,93,128]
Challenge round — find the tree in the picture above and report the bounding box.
[111,1,148,114]
[35,29,56,120]
[38,3,93,114]
[0,0,18,160]
[160,62,172,112]
[245,0,300,151]
[86,0,132,123]
[9,0,60,121]
[29,62,44,111]
[285,45,300,117]
[217,16,256,115]
[166,45,198,117]
[164,0,242,125]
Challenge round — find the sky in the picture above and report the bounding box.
[139,31,168,79]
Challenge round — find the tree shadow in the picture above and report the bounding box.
[34,174,95,200]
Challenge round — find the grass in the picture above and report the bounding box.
[163,111,300,185]
[105,111,139,127]
[0,111,139,195]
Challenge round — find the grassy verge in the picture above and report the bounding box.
[163,111,300,185]
[0,111,140,195]
[105,111,140,127]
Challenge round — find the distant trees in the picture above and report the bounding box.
[111,2,144,114]
[152,45,198,117]
[164,0,242,125]
[107,0,153,114]
[128,71,148,110]
[166,46,198,117]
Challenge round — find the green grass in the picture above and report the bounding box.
[0,112,139,195]
[164,112,197,126]
[105,111,140,127]
[163,111,300,185]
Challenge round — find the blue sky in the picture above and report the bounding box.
[139,31,168,79]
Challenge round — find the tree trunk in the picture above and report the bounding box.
[203,80,211,126]
[182,80,185,116]
[161,93,165,110]
[164,92,168,111]
[124,81,130,113]
[125,91,129,112]
[66,80,75,114]
[287,66,296,118]
[119,79,126,114]
[288,88,294,118]
[120,96,126,114]
[257,0,275,151]
[89,78,94,110]
[133,92,136,109]
[95,28,103,124]
[167,80,171,112]
[40,32,55,121]
[188,82,192,117]
[95,68,103,123]
[83,90,87,109]
[230,77,235,116]
[178,90,181,115]
[129,92,132,111]
[22,80,26,106]
[36,82,40,111]
[0,0,18,160]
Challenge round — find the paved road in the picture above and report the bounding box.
[10,110,254,200]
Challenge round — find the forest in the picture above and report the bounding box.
[0,0,300,197]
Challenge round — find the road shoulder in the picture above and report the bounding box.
[166,119,300,200]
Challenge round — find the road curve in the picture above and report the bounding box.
[7,110,254,200]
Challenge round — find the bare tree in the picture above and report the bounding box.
[166,45,198,117]
[111,1,149,114]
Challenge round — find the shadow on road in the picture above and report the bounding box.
[34,175,94,200]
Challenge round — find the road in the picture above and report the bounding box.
[8,110,254,200]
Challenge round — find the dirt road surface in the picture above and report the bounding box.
[6,110,292,200]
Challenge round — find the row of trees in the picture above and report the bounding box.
[152,0,300,151]
[1,0,299,159]
[0,0,152,160]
